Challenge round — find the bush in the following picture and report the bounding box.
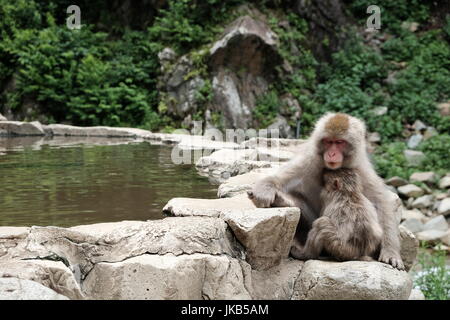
[413,244,450,300]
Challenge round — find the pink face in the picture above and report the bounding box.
[323,138,347,169]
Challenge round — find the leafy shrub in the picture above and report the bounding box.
[413,245,450,300]
[252,90,280,128]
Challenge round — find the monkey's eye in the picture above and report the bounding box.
[335,140,344,145]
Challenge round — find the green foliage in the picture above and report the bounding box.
[148,0,244,54]
[418,134,450,175]
[413,245,450,300]
[373,134,450,179]
[252,90,280,128]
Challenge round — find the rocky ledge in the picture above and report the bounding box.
[1,192,417,300]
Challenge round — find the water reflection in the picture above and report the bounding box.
[0,138,217,227]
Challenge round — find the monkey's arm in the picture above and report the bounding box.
[362,169,404,270]
[248,143,316,208]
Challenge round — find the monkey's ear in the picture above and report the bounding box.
[247,191,254,199]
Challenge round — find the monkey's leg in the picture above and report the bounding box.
[291,222,325,260]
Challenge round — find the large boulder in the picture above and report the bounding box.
[292,260,412,300]
[209,15,282,129]
[163,195,300,270]
[83,253,252,300]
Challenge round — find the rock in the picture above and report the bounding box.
[292,260,412,300]
[0,277,69,300]
[400,218,424,233]
[397,184,424,198]
[404,150,426,166]
[0,260,84,300]
[401,21,419,32]
[386,176,408,187]
[163,195,300,270]
[223,207,300,270]
[267,115,293,139]
[217,168,277,198]
[423,127,438,140]
[440,231,450,246]
[401,209,426,222]
[195,148,278,182]
[83,253,252,300]
[209,14,282,129]
[410,172,436,184]
[439,177,450,189]
[416,229,448,242]
[0,113,6,121]
[367,132,381,143]
[0,121,45,136]
[251,259,304,299]
[371,106,388,116]
[163,193,255,218]
[399,226,419,271]
[436,193,448,200]
[407,134,423,149]
[44,124,152,138]
[422,215,448,232]
[157,47,176,63]
[411,195,434,209]
[412,120,427,132]
[437,198,450,216]
[408,288,425,300]
[437,102,450,116]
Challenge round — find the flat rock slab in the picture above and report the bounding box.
[83,253,252,300]
[44,124,152,138]
[163,193,256,217]
[4,217,243,277]
[292,260,412,300]
[217,168,279,198]
[0,121,45,136]
[0,277,69,300]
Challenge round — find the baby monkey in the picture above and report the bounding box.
[291,168,383,262]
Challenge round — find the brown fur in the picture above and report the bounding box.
[324,113,350,137]
[290,169,383,262]
[249,112,405,270]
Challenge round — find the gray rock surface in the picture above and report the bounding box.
[0,277,69,300]
[386,176,408,187]
[410,172,436,184]
[422,215,448,232]
[83,253,252,300]
[399,226,419,271]
[0,121,45,136]
[404,150,426,166]
[398,184,424,198]
[292,260,412,300]
[439,177,450,189]
[437,198,450,216]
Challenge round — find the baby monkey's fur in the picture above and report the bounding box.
[291,168,383,262]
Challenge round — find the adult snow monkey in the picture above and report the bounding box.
[247,112,404,270]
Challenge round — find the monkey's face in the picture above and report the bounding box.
[322,138,348,170]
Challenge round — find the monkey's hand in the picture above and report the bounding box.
[378,249,405,270]
[247,183,276,208]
